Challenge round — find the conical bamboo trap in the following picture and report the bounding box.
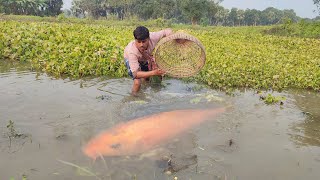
[153,32,206,78]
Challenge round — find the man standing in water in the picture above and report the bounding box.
[124,26,173,96]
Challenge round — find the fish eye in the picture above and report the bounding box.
[110,143,121,149]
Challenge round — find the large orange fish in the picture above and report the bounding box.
[83,107,226,159]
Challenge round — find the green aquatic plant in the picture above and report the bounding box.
[260,93,286,105]
[0,20,319,91]
[9,174,27,180]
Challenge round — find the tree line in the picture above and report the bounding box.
[1,0,320,26]
[69,0,320,26]
[0,0,63,16]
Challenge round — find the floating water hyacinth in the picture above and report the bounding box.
[1,20,319,91]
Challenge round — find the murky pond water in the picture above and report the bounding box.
[1,62,320,180]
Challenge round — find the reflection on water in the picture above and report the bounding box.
[289,90,320,147]
[0,60,33,73]
[1,62,320,180]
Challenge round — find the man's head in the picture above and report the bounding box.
[134,26,150,52]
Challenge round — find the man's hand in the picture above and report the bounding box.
[135,68,165,79]
[152,68,166,76]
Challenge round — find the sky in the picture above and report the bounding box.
[62,0,319,19]
[62,0,72,10]
[221,0,318,18]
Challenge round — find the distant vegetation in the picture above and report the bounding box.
[1,0,319,26]
[0,0,63,16]
[265,19,320,39]
[315,0,320,15]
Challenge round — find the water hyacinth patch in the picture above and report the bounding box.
[0,21,130,78]
[0,20,319,91]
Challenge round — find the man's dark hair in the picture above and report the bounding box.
[133,26,150,40]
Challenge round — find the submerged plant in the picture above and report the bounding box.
[58,159,101,180]
[6,120,22,138]
[6,120,27,148]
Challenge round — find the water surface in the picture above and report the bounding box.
[0,62,319,180]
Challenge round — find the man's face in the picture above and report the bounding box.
[135,38,149,52]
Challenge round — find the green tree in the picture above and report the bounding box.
[180,0,209,25]
[314,0,320,15]
[134,0,155,19]
[134,0,177,20]
[0,0,64,16]
[237,9,245,26]
[71,0,106,19]
[108,0,134,19]
[244,9,260,26]
[152,0,176,19]
[206,0,220,25]
[0,0,47,15]
[214,5,229,25]
[44,0,63,16]
[260,7,282,25]
[228,8,238,26]
[282,9,298,22]
[0,0,2,12]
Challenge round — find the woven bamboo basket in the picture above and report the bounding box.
[153,32,206,78]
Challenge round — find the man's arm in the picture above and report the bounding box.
[151,28,174,43]
[162,28,174,37]
[134,69,165,79]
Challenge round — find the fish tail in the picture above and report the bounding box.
[205,106,226,114]
[201,106,227,120]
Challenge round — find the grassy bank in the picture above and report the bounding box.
[0,16,319,91]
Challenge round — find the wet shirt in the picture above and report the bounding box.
[124,29,173,75]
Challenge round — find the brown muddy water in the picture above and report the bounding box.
[1,63,320,180]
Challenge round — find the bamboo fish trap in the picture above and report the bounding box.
[153,32,206,78]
